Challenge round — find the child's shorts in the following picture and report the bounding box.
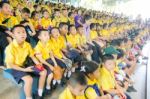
[10,67,43,84]
[46,58,67,69]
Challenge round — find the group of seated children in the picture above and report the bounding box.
[0,1,150,99]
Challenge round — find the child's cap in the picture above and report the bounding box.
[103,46,120,55]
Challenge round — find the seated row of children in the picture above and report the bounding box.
[0,1,150,99]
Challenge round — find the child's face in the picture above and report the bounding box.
[13,27,27,43]
[62,10,68,16]
[22,12,30,20]
[60,25,68,35]
[43,11,49,19]
[38,31,50,42]
[70,27,76,35]
[69,84,86,96]
[2,3,11,15]
[78,27,84,35]
[55,11,60,17]
[51,29,60,39]
[104,59,115,71]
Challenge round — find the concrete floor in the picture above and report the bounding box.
[0,42,149,99]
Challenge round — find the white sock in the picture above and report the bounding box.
[67,71,72,78]
[53,80,57,85]
[57,80,61,84]
[71,67,75,72]
[64,72,67,77]
[38,89,43,97]
[46,85,51,90]
[26,97,32,99]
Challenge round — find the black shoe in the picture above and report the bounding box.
[34,94,44,99]
[127,86,137,92]
[45,89,51,96]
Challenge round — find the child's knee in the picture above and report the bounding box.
[40,69,47,77]
[23,76,33,84]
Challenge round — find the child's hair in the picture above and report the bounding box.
[50,27,59,34]
[102,54,114,63]
[68,24,75,31]
[80,61,99,75]
[22,7,30,14]
[68,12,73,17]
[117,49,124,59]
[68,72,87,87]
[31,11,38,18]
[90,23,96,30]
[42,9,49,14]
[0,1,9,8]
[11,25,25,33]
[59,22,68,29]
[37,29,48,36]
[76,25,83,30]
[84,14,92,22]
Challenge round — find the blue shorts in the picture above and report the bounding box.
[10,67,41,84]
[46,58,66,69]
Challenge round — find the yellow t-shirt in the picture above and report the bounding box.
[100,29,110,37]
[67,34,80,48]
[31,19,39,30]
[59,87,86,99]
[60,15,69,23]
[99,67,116,91]
[68,17,75,25]
[0,13,19,28]
[85,77,102,99]
[5,40,34,68]
[90,30,98,40]
[41,18,53,29]
[78,34,87,46]
[34,41,52,60]
[52,17,61,27]
[50,37,64,59]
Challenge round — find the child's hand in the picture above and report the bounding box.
[24,66,34,72]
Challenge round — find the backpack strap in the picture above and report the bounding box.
[84,84,101,99]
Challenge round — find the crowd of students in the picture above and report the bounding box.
[0,0,150,99]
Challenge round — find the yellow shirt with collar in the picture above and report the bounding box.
[99,66,116,91]
[41,17,53,29]
[34,41,52,60]
[67,34,80,48]
[68,17,75,25]
[77,34,87,46]
[0,13,19,29]
[59,87,86,99]
[100,29,109,37]
[60,15,69,23]
[85,77,102,99]
[5,40,34,68]
[49,37,64,59]
[52,17,61,27]
[90,30,98,40]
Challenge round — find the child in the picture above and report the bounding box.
[49,27,68,80]
[77,25,92,61]
[34,29,58,94]
[59,72,87,99]
[80,61,111,99]
[100,54,131,99]
[68,12,75,25]
[0,1,19,29]
[40,10,53,30]
[5,25,47,99]
[60,8,69,23]
[52,9,61,27]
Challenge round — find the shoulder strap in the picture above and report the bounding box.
[84,84,101,99]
